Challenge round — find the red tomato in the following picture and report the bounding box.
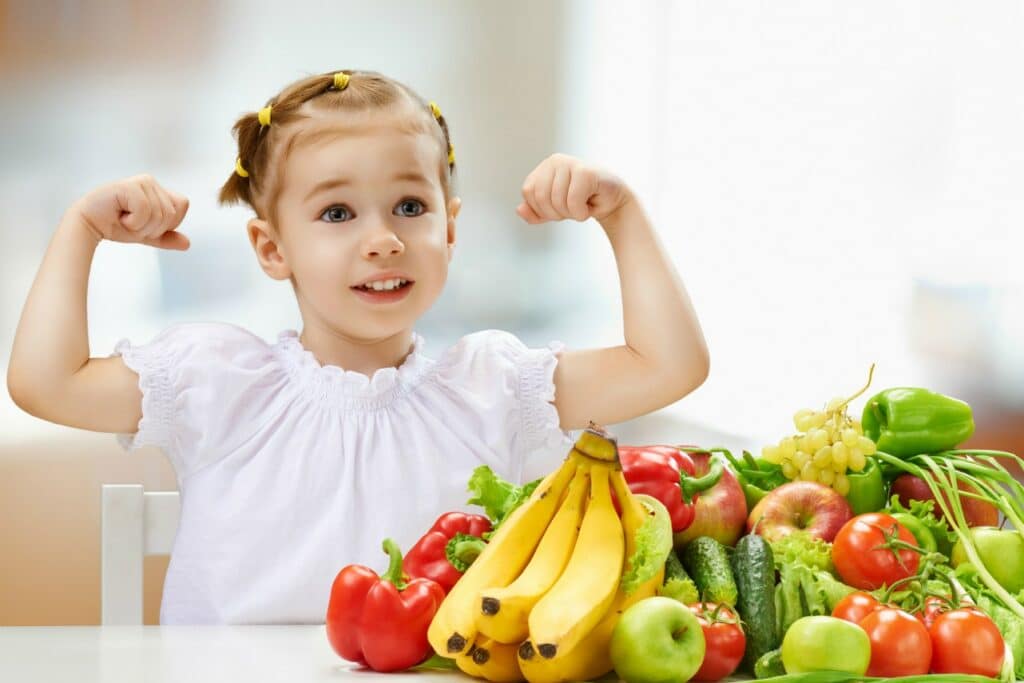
[688,602,746,682]
[929,608,1005,677]
[832,591,882,624]
[859,607,932,677]
[832,513,921,590]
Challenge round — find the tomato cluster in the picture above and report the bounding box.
[833,590,1005,677]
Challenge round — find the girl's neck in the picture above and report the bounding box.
[297,325,416,377]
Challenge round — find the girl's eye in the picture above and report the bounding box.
[321,205,352,223]
[396,199,426,217]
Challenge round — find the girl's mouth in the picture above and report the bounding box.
[350,280,414,303]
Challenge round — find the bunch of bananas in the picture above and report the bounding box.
[427,423,670,683]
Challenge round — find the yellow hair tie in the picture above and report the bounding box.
[235,157,250,178]
[448,144,455,166]
[333,72,350,90]
[257,106,272,127]
[429,101,442,120]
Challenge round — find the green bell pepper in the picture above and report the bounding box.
[844,457,887,515]
[715,449,788,510]
[861,387,975,458]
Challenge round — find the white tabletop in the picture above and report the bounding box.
[0,626,465,682]
[0,625,754,682]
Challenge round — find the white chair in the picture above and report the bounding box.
[100,484,180,625]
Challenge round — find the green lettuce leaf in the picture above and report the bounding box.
[621,494,674,596]
[465,465,542,533]
[771,530,834,574]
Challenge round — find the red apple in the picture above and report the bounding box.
[891,474,998,528]
[747,481,853,543]
[673,450,748,548]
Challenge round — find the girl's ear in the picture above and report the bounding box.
[247,217,292,280]
[446,197,460,260]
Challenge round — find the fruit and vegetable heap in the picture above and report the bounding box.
[326,372,1024,683]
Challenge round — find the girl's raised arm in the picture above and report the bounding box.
[7,175,190,433]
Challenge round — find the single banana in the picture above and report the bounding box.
[456,636,525,682]
[524,465,624,659]
[518,472,666,683]
[428,456,578,658]
[476,464,590,644]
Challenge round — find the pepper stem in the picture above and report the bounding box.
[679,460,723,503]
[380,538,408,590]
[445,533,487,572]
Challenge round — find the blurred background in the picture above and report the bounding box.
[2,0,1022,625]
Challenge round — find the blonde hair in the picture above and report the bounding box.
[218,69,455,225]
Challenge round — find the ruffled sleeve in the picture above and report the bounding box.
[435,329,576,484]
[110,322,286,480]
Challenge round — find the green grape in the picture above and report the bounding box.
[831,442,848,472]
[808,411,828,430]
[818,467,835,486]
[793,409,815,432]
[781,461,798,480]
[834,473,850,495]
[841,428,859,448]
[779,436,797,458]
[762,445,783,464]
[858,436,877,455]
[809,429,830,452]
[812,446,832,468]
[826,396,845,412]
[848,447,866,472]
[800,461,819,482]
[851,419,863,435]
[793,450,810,470]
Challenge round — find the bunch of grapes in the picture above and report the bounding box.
[761,367,879,495]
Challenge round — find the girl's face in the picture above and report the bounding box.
[249,112,459,342]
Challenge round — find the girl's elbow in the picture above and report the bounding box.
[676,347,710,399]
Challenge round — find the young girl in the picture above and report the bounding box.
[7,69,709,625]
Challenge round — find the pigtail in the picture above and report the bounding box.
[217,110,265,207]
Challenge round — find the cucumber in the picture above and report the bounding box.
[681,536,738,606]
[731,533,780,672]
[753,648,784,678]
[656,548,699,605]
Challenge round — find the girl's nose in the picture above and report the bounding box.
[362,224,404,258]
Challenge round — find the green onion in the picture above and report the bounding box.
[874,450,1024,621]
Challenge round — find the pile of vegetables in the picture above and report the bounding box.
[323,372,1024,683]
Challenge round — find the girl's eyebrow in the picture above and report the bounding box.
[304,171,431,202]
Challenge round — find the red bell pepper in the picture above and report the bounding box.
[619,445,723,533]
[325,538,445,672]
[402,511,491,593]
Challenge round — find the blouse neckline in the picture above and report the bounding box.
[273,329,436,409]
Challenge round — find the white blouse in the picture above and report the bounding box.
[111,322,576,625]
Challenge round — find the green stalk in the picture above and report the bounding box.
[873,451,1024,620]
[931,451,1024,512]
[910,453,1024,538]
[918,455,1024,620]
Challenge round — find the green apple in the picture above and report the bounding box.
[951,527,1024,594]
[781,616,870,675]
[610,596,706,683]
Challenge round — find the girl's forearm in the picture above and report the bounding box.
[8,209,100,406]
[599,197,709,386]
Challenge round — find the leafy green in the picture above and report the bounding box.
[657,549,699,604]
[621,494,674,596]
[884,493,957,556]
[955,563,1024,679]
[770,530,835,574]
[465,466,542,534]
[776,562,857,637]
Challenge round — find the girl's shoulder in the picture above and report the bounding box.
[435,328,564,372]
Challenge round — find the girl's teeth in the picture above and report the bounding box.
[361,279,407,291]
